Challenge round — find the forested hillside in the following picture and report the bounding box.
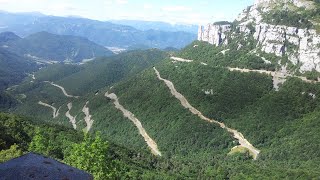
[5,41,320,178]
[0,31,114,63]
[0,48,37,110]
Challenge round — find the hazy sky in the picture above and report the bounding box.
[0,0,254,24]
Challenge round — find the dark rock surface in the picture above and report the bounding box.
[0,153,93,180]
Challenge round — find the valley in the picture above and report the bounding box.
[1,0,320,179]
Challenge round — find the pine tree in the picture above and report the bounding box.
[64,132,116,179]
[28,128,48,155]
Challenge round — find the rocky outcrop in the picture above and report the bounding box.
[255,0,315,9]
[251,23,320,72]
[198,0,320,73]
[198,24,231,46]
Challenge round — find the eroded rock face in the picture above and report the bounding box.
[255,0,315,9]
[198,24,231,46]
[198,0,320,73]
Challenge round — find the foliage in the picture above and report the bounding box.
[0,48,37,91]
[0,144,23,163]
[213,21,232,25]
[304,70,320,80]
[0,113,32,150]
[28,128,48,156]
[64,132,117,179]
[178,40,276,71]
[262,10,314,29]
[5,28,320,179]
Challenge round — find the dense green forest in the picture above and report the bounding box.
[1,16,320,178]
[3,43,319,178]
[0,48,38,111]
[2,0,320,178]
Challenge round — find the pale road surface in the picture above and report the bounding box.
[105,92,162,156]
[228,67,318,84]
[66,102,77,129]
[170,56,193,62]
[153,67,260,160]
[45,81,80,98]
[169,56,319,89]
[38,101,60,118]
[82,101,94,132]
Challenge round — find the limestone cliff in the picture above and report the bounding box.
[198,23,231,46]
[198,0,320,73]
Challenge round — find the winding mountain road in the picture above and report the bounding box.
[45,81,79,98]
[105,92,162,156]
[38,101,60,118]
[66,102,77,129]
[169,56,318,90]
[170,56,193,62]
[228,67,318,84]
[153,67,260,159]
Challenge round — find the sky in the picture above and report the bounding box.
[0,0,254,24]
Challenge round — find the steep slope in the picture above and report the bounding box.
[10,45,320,178]
[0,48,36,90]
[198,0,320,75]
[1,31,114,63]
[10,49,168,120]
[0,12,196,49]
[0,48,37,110]
[5,1,320,178]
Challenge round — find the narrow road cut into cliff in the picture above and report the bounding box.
[105,92,162,156]
[45,81,79,98]
[153,67,260,159]
[38,101,60,118]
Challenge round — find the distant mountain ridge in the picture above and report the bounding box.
[110,20,198,34]
[0,32,21,43]
[0,31,114,63]
[0,11,196,49]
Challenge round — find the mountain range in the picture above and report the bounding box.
[1,0,320,179]
[0,11,196,49]
[0,31,113,63]
[110,20,198,34]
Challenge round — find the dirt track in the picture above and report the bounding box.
[154,67,260,159]
[105,92,162,156]
[82,101,93,132]
[38,101,60,118]
[66,102,77,129]
[45,81,79,98]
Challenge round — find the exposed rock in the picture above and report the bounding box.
[198,24,231,46]
[198,0,320,73]
[0,153,93,180]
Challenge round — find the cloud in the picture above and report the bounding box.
[143,4,153,9]
[162,6,191,12]
[0,0,10,4]
[115,0,128,5]
[51,2,78,12]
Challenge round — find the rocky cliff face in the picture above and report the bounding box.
[198,0,320,73]
[198,24,231,46]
